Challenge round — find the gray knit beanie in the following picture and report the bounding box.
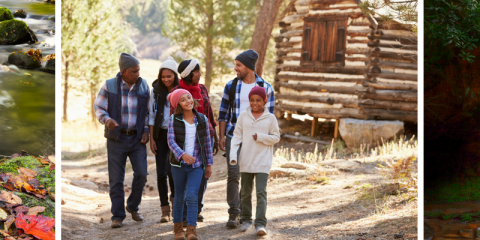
[119,53,140,71]
[235,49,259,71]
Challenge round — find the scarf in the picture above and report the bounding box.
[179,79,205,114]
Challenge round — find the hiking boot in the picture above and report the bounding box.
[160,205,171,223]
[225,213,240,228]
[111,219,122,228]
[186,225,198,240]
[173,222,185,240]
[197,213,204,222]
[240,222,251,232]
[256,225,267,236]
[126,206,144,221]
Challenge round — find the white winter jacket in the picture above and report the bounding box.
[229,106,280,174]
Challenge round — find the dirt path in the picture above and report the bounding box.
[61,152,417,240]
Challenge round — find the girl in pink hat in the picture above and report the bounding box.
[167,89,214,240]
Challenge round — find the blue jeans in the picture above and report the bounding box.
[107,133,148,221]
[155,129,175,207]
[171,163,203,226]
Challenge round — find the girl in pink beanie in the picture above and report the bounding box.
[167,89,214,240]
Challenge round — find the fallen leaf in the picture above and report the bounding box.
[48,192,55,202]
[47,155,55,164]
[0,230,15,240]
[0,173,10,183]
[13,206,29,215]
[0,208,7,220]
[49,164,55,173]
[4,215,14,231]
[99,218,104,223]
[18,167,37,178]
[18,234,34,240]
[15,213,55,240]
[0,191,22,205]
[26,206,45,216]
[27,179,40,189]
[61,199,65,205]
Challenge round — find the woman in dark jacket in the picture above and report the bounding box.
[148,57,179,222]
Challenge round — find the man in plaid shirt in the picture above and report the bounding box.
[218,50,275,228]
[93,53,150,229]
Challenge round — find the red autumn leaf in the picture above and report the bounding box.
[49,164,55,173]
[15,213,55,240]
[4,182,15,191]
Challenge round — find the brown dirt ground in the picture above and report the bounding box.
[61,141,417,240]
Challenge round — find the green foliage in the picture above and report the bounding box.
[163,0,260,90]
[425,177,480,203]
[424,211,442,218]
[425,0,480,68]
[62,0,132,120]
[359,0,417,31]
[125,0,166,35]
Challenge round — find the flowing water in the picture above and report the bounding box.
[0,1,55,156]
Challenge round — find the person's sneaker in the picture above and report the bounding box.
[197,213,204,222]
[240,222,251,232]
[225,213,240,228]
[256,225,267,236]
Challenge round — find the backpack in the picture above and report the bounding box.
[228,78,264,124]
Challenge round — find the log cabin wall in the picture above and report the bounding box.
[274,0,418,123]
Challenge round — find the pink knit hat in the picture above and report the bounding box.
[168,89,191,109]
[248,86,267,102]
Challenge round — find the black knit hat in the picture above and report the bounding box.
[235,49,258,71]
[178,60,200,84]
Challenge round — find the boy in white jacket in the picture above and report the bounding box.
[229,86,280,236]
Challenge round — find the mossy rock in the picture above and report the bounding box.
[13,9,26,19]
[43,55,54,73]
[0,7,13,22]
[0,156,55,218]
[8,52,41,69]
[0,20,30,44]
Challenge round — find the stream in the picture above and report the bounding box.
[0,0,54,156]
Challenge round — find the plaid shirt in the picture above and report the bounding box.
[170,84,216,138]
[94,78,150,132]
[167,114,214,168]
[218,74,275,138]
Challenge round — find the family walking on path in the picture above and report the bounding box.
[93,49,278,239]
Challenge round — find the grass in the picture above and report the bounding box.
[425,177,480,203]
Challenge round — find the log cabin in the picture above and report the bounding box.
[274,0,417,137]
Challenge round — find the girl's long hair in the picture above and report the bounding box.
[154,68,179,107]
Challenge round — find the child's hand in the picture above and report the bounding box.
[205,165,212,179]
[181,154,195,165]
[252,133,257,141]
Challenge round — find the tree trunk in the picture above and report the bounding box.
[204,1,214,92]
[63,61,69,122]
[249,0,284,77]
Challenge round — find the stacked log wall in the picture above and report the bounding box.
[275,0,371,120]
[361,26,418,122]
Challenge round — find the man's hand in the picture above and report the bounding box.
[213,142,219,156]
[150,138,157,155]
[141,132,149,144]
[252,133,257,141]
[205,165,212,179]
[182,154,195,165]
[219,136,226,152]
[106,119,119,130]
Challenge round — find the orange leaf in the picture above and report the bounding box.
[0,191,22,205]
[15,213,55,240]
[26,206,45,216]
[17,167,37,178]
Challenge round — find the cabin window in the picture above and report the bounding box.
[301,16,347,66]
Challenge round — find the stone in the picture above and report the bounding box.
[269,167,305,178]
[0,7,13,21]
[13,9,26,19]
[8,51,41,69]
[281,162,314,170]
[69,180,99,191]
[43,54,55,73]
[320,159,360,171]
[338,118,404,148]
[0,20,36,44]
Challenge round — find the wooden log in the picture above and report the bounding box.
[311,6,360,11]
[311,117,319,137]
[363,108,417,122]
[282,24,303,32]
[276,42,299,48]
[377,23,412,31]
[365,72,417,81]
[286,113,293,120]
[362,80,417,91]
[359,99,417,111]
[366,60,417,70]
[281,14,304,24]
[277,74,363,83]
[278,104,365,119]
[295,0,311,7]
[277,82,366,94]
[282,134,330,145]
[306,12,365,19]
[346,48,370,55]
[334,119,340,139]
[278,55,302,61]
[347,29,371,37]
[348,39,370,44]
[367,41,417,50]
[276,93,359,108]
[276,47,302,56]
[367,34,416,44]
[279,65,365,74]
[310,0,357,5]
[366,13,378,30]
[368,51,417,63]
[350,22,370,27]
[277,29,303,38]
[345,56,367,62]
[358,91,417,102]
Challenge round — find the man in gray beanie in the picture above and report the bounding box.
[94,52,150,228]
[217,49,275,232]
